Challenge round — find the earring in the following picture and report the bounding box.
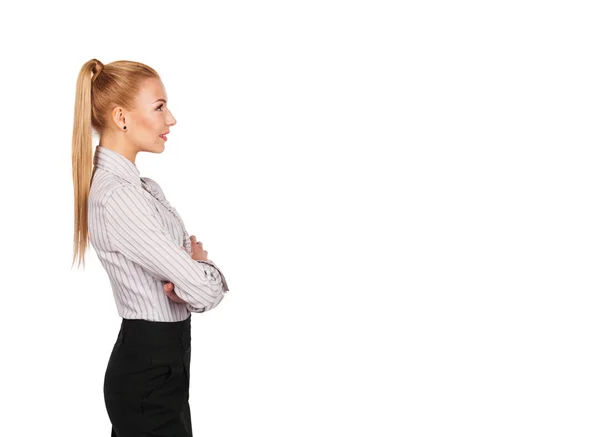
[123,126,127,130]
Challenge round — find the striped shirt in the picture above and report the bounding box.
[88,145,229,322]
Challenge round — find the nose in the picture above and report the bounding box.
[167,109,177,126]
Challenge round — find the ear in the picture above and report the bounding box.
[110,106,128,130]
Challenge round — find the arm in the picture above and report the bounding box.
[185,260,230,312]
[142,177,230,295]
[104,186,227,312]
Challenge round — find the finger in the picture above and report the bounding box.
[163,284,185,303]
[165,288,187,303]
[165,288,180,302]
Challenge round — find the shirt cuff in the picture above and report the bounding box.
[195,259,229,293]
[186,303,206,313]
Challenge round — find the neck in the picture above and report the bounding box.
[99,131,138,164]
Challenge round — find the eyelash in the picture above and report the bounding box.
[157,104,164,111]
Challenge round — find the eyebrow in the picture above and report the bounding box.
[154,99,167,104]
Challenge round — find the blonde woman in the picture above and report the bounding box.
[71,58,230,436]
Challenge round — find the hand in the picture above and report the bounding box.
[189,235,209,261]
[163,281,186,303]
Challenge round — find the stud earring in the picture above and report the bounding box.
[123,126,127,130]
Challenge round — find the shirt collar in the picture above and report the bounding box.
[93,145,142,187]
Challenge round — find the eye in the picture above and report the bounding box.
[157,104,164,111]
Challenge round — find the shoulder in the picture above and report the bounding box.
[102,184,147,210]
[91,172,142,207]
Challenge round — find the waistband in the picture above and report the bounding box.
[116,315,191,348]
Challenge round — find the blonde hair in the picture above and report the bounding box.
[71,58,159,269]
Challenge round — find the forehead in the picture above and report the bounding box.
[134,77,167,106]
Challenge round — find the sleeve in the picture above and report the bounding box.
[198,259,229,293]
[142,177,230,294]
[103,186,227,312]
[186,260,230,312]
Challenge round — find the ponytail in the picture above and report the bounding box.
[71,59,102,269]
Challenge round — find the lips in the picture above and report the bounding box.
[159,131,169,141]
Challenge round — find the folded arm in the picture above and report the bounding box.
[104,186,228,312]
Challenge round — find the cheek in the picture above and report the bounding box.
[132,114,156,133]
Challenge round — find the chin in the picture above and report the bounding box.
[145,144,165,154]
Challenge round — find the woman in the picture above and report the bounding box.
[71,58,230,436]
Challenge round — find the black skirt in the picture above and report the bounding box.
[103,315,193,437]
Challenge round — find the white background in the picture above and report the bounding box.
[0,1,598,435]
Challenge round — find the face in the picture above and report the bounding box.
[119,77,177,152]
